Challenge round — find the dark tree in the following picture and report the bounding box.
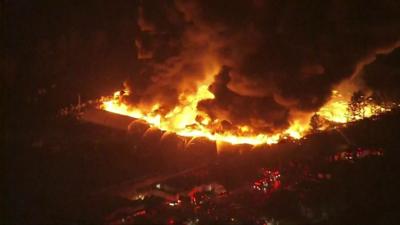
[309,114,324,132]
[348,91,366,121]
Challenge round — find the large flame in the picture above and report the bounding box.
[100,83,393,146]
[100,84,308,145]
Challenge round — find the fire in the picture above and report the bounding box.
[317,90,392,124]
[100,85,304,145]
[100,85,394,146]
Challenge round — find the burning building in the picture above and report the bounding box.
[91,0,400,148]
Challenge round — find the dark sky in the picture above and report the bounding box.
[2,0,140,104]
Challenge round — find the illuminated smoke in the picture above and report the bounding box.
[124,0,400,133]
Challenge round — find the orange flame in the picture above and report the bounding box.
[100,85,393,146]
[100,85,308,145]
[317,90,392,123]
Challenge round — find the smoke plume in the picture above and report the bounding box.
[125,0,400,133]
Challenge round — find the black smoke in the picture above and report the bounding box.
[363,48,400,102]
[125,0,400,133]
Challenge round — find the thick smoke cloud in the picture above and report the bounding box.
[125,0,400,133]
[363,48,400,102]
[198,67,290,132]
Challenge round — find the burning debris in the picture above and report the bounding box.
[99,84,396,146]
[100,87,296,145]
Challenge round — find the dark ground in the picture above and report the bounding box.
[3,107,400,224]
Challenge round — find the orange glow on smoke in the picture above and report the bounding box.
[100,85,393,146]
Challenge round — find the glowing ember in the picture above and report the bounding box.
[100,86,394,146]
